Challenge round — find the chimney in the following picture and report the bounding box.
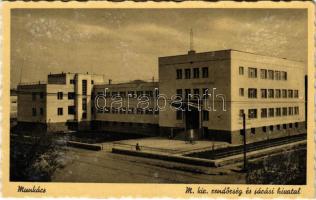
[109,79,112,85]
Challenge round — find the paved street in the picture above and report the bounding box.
[52,147,246,183]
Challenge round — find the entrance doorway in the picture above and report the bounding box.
[185,109,199,130]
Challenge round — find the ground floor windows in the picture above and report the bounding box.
[251,128,255,134]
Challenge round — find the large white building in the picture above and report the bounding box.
[16,49,307,144]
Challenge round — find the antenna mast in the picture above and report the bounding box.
[189,28,195,54]
[190,28,194,51]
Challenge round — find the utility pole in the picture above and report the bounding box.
[242,113,247,171]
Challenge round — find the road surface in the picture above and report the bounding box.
[52,147,246,183]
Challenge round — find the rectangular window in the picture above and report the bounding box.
[282,89,287,98]
[268,108,274,117]
[275,71,281,80]
[268,70,274,80]
[294,106,299,115]
[82,80,87,95]
[202,67,209,78]
[248,109,257,119]
[261,108,267,118]
[270,125,274,132]
[283,124,287,129]
[294,90,299,98]
[57,92,63,100]
[275,89,281,98]
[277,125,281,130]
[185,68,191,79]
[276,108,281,117]
[262,126,267,132]
[268,89,274,98]
[40,92,44,99]
[239,66,244,75]
[32,108,36,116]
[68,106,75,115]
[68,92,75,99]
[289,123,293,128]
[248,67,257,78]
[176,69,182,79]
[260,69,267,79]
[281,71,287,80]
[239,88,244,96]
[70,79,75,84]
[288,89,293,98]
[91,80,94,84]
[32,92,36,101]
[176,110,182,120]
[261,89,267,98]
[289,107,294,115]
[40,108,44,116]
[57,107,63,116]
[248,88,257,98]
[251,128,256,134]
[82,98,87,111]
[193,68,199,78]
[282,107,287,116]
[295,122,298,128]
[203,110,209,121]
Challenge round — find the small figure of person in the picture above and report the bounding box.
[136,143,141,151]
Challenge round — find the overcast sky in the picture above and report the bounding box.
[11,9,307,88]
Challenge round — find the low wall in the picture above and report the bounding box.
[67,141,102,151]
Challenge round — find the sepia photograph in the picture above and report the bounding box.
[2,1,314,198]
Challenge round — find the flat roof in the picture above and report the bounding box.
[159,49,304,63]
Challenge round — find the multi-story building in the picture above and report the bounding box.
[17,72,104,132]
[159,49,306,144]
[15,49,306,144]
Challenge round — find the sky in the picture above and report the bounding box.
[11,9,307,88]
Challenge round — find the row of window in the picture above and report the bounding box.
[242,122,300,135]
[176,67,209,79]
[243,88,299,99]
[69,79,94,85]
[176,88,209,99]
[96,90,159,98]
[96,107,159,115]
[239,67,287,80]
[240,106,300,119]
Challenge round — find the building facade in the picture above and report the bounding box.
[158,49,306,144]
[16,49,306,144]
[17,72,104,132]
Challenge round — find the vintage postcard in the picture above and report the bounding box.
[1,1,315,198]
